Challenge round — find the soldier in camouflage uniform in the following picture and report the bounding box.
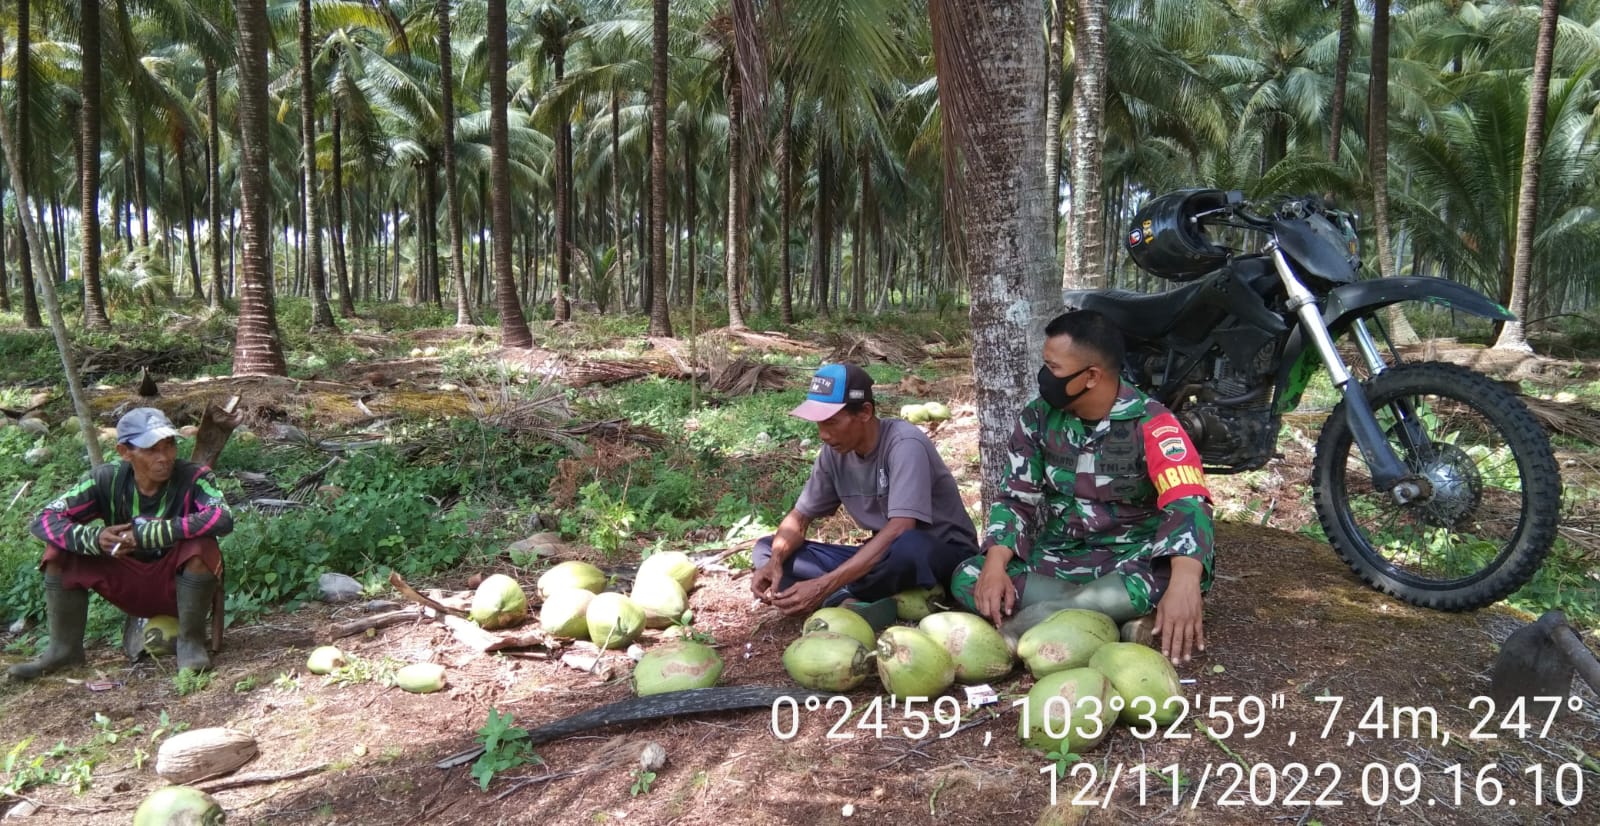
[950,311,1214,663]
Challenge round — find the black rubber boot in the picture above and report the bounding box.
[7,577,88,681]
[175,571,217,672]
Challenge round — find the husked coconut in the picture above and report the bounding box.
[1017,667,1116,755]
[539,589,595,638]
[1088,642,1185,725]
[586,593,646,649]
[634,640,724,696]
[638,551,697,592]
[537,560,608,598]
[917,611,1014,683]
[1015,608,1118,677]
[875,626,955,701]
[470,574,529,630]
[630,575,689,629]
[783,632,872,692]
[802,607,876,650]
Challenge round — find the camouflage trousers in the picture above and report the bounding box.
[948,542,1172,618]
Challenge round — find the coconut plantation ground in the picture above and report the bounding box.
[1,307,1599,826]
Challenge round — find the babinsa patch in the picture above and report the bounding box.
[1159,437,1188,460]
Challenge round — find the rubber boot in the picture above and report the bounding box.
[7,577,88,681]
[175,571,217,672]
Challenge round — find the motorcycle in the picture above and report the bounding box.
[1065,189,1562,611]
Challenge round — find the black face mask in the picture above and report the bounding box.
[1038,365,1093,411]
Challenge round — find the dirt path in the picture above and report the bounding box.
[2,521,1596,826]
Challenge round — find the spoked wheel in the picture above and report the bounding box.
[1312,362,1562,610]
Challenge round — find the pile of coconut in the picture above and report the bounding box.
[536,553,723,697]
[783,594,1185,756]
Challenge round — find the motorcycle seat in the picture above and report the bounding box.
[1064,280,1208,339]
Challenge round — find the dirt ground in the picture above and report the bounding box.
[2,517,1596,826]
[3,331,1599,825]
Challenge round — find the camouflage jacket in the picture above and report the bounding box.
[983,382,1215,611]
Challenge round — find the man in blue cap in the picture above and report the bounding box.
[9,408,232,680]
[751,364,978,626]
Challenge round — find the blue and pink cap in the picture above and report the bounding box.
[789,363,875,422]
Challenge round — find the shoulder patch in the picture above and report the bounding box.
[1158,437,1188,460]
[1150,424,1182,439]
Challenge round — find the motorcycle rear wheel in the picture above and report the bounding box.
[1312,361,1562,610]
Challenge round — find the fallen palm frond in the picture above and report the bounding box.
[699,327,818,355]
[1520,395,1600,446]
[824,331,927,367]
[705,356,794,396]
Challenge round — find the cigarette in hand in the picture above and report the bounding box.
[109,541,122,556]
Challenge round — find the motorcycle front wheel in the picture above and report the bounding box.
[1312,361,1562,611]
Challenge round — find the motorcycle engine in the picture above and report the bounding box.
[1167,341,1281,470]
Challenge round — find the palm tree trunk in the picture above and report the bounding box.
[725,66,748,330]
[133,121,150,246]
[684,135,698,307]
[813,146,832,316]
[489,0,533,347]
[1061,0,1107,291]
[1045,0,1065,244]
[1367,0,1419,345]
[1493,0,1560,351]
[1328,0,1355,164]
[177,143,204,297]
[206,57,226,308]
[648,0,673,336]
[779,82,795,325]
[555,50,573,322]
[330,107,354,316]
[79,0,111,330]
[611,82,628,312]
[852,146,869,315]
[15,0,43,328]
[930,0,1054,507]
[299,0,337,330]
[437,0,474,325]
[232,0,289,376]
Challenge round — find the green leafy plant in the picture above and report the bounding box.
[233,675,259,693]
[1043,747,1081,779]
[0,739,56,797]
[629,767,656,796]
[173,668,213,696]
[471,710,542,791]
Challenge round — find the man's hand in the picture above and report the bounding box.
[771,578,836,617]
[1152,557,1206,664]
[750,560,785,603]
[973,554,1017,628]
[98,524,134,556]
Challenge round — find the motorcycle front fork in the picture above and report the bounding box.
[1268,244,1426,504]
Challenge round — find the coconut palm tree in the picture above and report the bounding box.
[1064,0,1109,290]
[298,0,338,329]
[649,0,672,335]
[10,0,45,327]
[80,0,112,329]
[437,0,475,326]
[233,0,289,375]
[929,0,1054,505]
[491,0,533,346]
[1496,0,1561,351]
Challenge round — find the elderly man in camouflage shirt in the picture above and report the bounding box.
[950,310,1214,663]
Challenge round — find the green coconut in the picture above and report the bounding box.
[892,585,943,622]
[1016,608,1119,677]
[133,785,226,826]
[470,574,529,630]
[143,615,180,657]
[306,646,346,675]
[638,551,697,593]
[923,402,951,422]
[917,611,1014,684]
[1088,642,1186,725]
[394,663,447,694]
[802,607,876,651]
[538,588,595,639]
[875,626,955,701]
[782,632,873,692]
[630,575,689,629]
[585,592,646,649]
[1018,667,1116,755]
[633,640,725,696]
[536,560,608,599]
